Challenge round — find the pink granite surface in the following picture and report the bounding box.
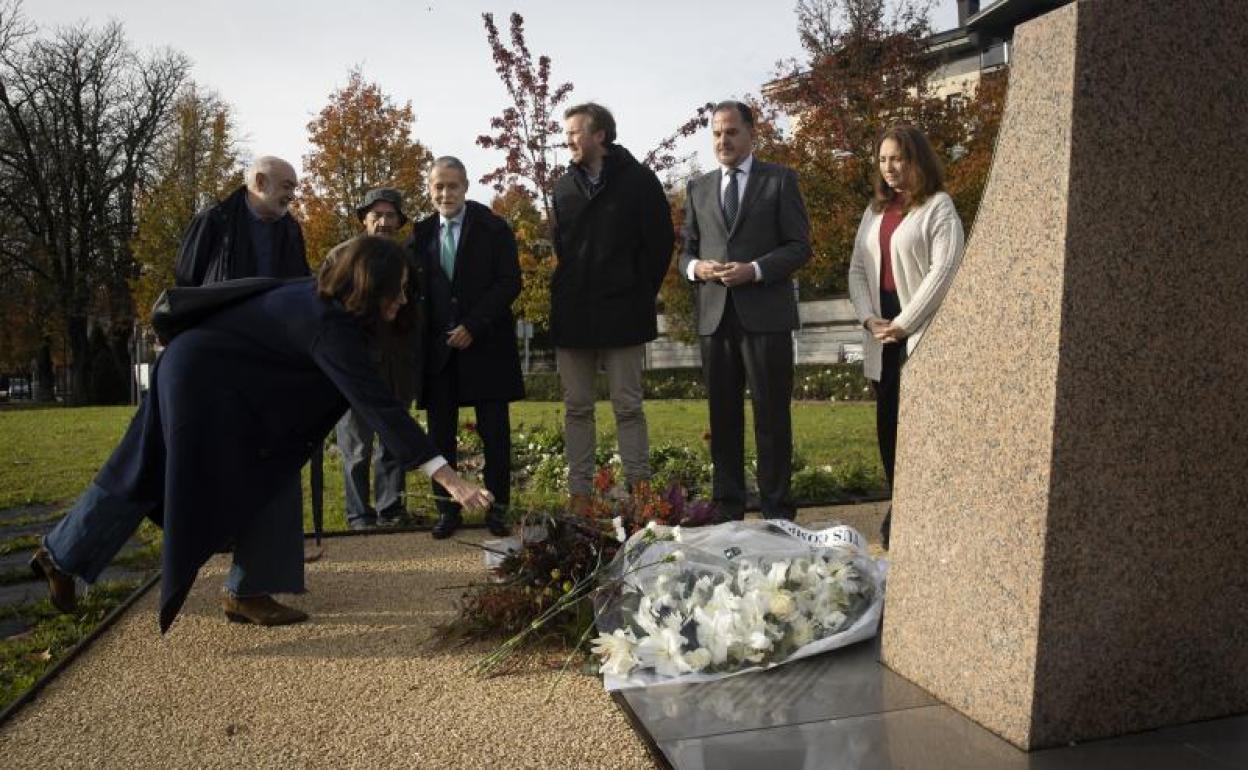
[881,0,1248,750]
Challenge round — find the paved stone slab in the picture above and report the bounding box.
[0,531,652,769]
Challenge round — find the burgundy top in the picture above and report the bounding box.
[879,196,906,293]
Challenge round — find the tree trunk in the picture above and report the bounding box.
[33,338,55,402]
[67,314,90,406]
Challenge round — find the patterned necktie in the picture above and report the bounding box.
[440,220,457,279]
[723,167,740,231]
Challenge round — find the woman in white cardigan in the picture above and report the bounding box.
[848,125,965,548]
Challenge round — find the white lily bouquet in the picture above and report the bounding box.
[591,520,886,689]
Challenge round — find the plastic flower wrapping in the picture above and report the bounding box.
[591,520,886,689]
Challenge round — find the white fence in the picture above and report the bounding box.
[644,298,864,369]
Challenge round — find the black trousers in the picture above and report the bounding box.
[873,290,906,489]
[700,298,795,520]
[425,362,511,518]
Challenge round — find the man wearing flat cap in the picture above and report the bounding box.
[332,187,423,530]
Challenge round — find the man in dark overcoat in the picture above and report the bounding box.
[406,157,523,539]
[550,103,673,508]
[169,155,312,605]
[679,101,812,521]
[174,155,308,285]
[333,188,423,530]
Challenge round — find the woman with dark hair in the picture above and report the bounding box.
[848,125,966,549]
[30,236,491,631]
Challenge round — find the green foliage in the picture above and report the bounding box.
[131,86,246,321]
[0,400,884,531]
[0,581,144,713]
[793,365,876,401]
[648,444,713,493]
[524,365,872,403]
[791,458,881,501]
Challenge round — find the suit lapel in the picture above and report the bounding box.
[729,161,765,239]
[705,169,729,241]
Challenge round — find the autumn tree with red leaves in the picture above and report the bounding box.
[476,13,720,332]
[758,0,1002,296]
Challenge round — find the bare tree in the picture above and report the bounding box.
[0,2,188,402]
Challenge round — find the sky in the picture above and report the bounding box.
[23,0,961,204]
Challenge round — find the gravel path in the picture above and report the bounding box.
[0,531,655,769]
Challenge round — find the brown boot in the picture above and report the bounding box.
[222,594,309,626]
[30,547,77,614]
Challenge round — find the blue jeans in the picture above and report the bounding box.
[44,477,305,597]
[336,409,405,525]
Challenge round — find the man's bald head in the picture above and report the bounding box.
[246,156,298,221]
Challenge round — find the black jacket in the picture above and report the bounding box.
[174,186,309,286]
[406,201,524,405]
[550,145,674,348]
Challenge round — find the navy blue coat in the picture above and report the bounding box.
[95,279,438,631]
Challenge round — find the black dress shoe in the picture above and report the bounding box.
[484,507,510,537]
[431,512,462,539]
[376,508,412,528]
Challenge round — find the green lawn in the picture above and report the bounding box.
[0,400,882,531]
[0,399,880,714]
[0,406,136,510]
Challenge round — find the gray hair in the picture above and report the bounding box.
[247,155,296,186]
[431,156,468,178]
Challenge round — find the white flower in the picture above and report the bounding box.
[636,626,688,678]
[824,610,848,633]
[670,525,683,542]
[612,515,626,543]
[591,629,639,676]
[683,647,713,672]
[635,595,662,636]
[693,606,736,665]
[768,591,797,620]
[789,615,816,647]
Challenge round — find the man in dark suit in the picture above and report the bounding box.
[678,101,811,521]
[406,157,523,539]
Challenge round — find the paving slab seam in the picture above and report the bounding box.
[612,691,675,770]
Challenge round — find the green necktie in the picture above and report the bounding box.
[440,220,457,279]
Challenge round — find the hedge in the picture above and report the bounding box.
[522,364,873,402]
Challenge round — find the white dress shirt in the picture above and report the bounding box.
[687,154,763,282]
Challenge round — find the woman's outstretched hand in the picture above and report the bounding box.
[432,465,494,512]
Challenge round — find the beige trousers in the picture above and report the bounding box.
[555,345,650,494]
